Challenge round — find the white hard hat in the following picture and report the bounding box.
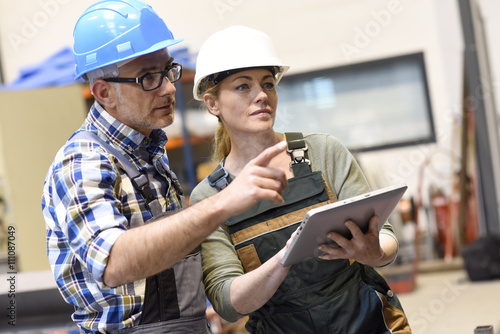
[193,25,290,101]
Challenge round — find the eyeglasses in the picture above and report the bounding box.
[104,63,183,91]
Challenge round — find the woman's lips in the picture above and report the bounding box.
[251,109,271,116]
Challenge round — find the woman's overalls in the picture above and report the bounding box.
[207,133,411,334]
[74,131,210,334]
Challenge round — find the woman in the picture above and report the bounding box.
[190,25,411,334]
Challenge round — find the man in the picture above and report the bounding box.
[41,1,287,333]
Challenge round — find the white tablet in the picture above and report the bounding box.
[280,183,408,266]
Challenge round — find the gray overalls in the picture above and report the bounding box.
[75,131,210,334]
[207,133,411,334]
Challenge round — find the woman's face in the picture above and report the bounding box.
[208,68,278,135]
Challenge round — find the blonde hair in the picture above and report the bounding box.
[203,82,231,162]
[213,123,231,162]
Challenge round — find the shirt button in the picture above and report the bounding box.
[387,290,394,298]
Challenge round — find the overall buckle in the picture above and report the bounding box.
[287,143,310,167]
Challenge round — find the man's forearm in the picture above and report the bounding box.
[103,192,232,287]
[103,141,289,287]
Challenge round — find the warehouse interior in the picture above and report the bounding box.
[0,0,500,333]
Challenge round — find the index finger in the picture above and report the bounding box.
[250,141,288,167]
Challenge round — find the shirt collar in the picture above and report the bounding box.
[87,102,168,153]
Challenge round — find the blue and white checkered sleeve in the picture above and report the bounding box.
[55,143,128,288]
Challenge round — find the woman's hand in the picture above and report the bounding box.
[317,215,397,267]
[276,226,300,267]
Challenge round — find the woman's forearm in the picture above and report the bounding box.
[373,233,399,267]
[229,250,290,315]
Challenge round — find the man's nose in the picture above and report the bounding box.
[158,76,176,95]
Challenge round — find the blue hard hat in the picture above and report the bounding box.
[73,0,183,79]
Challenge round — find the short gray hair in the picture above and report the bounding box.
[84,63,120,91]
[84,58,136,93]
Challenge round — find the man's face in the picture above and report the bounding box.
[110,49,177,136]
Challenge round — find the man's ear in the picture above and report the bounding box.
[204,94,220,116]
[92,80,116,109]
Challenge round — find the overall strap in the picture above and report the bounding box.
[285,132,311,177]
[207,162,230,191]
[71,131,164,216]
[158,159,187,208]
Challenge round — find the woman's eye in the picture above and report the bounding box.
[263,82,275,89]
[236,84,249,91]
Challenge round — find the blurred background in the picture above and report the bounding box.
[0,0,499,333]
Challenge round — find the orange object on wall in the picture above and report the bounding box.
[431,188,456,259]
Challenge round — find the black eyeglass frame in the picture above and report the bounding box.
[103,63,183,91]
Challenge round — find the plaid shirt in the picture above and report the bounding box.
[42,103,181,333]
